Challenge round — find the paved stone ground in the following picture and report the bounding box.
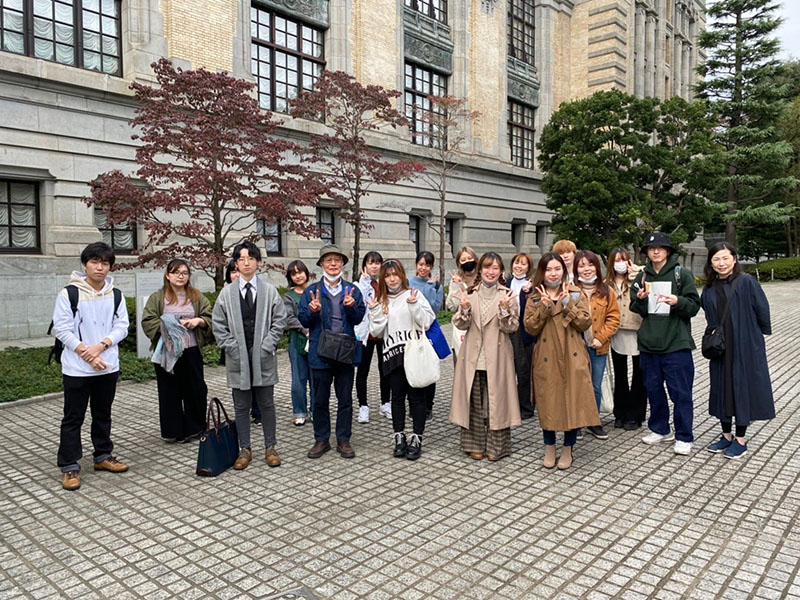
[1,281,799,600]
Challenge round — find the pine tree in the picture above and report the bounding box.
[696,0,798,246]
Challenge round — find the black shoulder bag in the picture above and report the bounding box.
[701,277,739,360]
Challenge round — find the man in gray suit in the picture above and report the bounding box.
[212,241,287,470]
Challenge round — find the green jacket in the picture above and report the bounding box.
[629,255,700,353]
[141,288,215,350]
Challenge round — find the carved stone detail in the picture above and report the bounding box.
[259,0,329,29]
[404,31,453,74]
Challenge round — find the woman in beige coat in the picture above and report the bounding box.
[524,253,600,469]
[450,252,521,461]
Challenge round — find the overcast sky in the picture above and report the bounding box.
[776,2,800,60]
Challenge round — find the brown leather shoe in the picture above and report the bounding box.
[336,440,355,459]
[307,440,331,459]
[265,446,281,467]
[233,448,252,470]
[469,452,484,460]
[93,457,129,473]
[61,471,81,490]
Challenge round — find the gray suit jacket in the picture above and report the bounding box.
[212,277,287,391]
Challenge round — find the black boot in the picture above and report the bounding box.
[393,432,407,458]
[406,434,422,461]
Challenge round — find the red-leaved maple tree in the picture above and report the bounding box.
[88,58,324,288]
[291,71,424,280]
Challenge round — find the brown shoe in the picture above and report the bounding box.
[543,445,557,469]
[307,440,331,459]
[93,457,129,473]
[61,471,81,490]
[233,448,252,470]
[336,440,355,459]
[469,452,484,460]
[265,446,281,467]
[557,446,573,470]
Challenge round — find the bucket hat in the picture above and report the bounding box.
[317,244,349,266]
[641,232,673,251]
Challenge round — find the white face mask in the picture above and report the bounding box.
[578,275,597,284]
[387,284,401,294]
[513,272,527,280]
[614,262,628,274]
[323,273,340,284]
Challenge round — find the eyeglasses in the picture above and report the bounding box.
[170,271,190,277]
[236,257,257,264]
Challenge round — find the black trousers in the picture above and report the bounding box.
[611,349,647,423]
[424,383,436,412]
[312,364,355,442]
[356,338,390,407]
[510,329,535,418]
[155,346,208,439]
[58,371,119,471]
[388,367,427,436]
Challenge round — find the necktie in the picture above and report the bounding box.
[244,282,254,310]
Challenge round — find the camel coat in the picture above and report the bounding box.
[449,284,522,431]
[524,286,600,432]
[586,289,620,355]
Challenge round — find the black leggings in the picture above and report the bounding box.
[388,367,426,435]
[721,421,747,438]
[356,338,390,407]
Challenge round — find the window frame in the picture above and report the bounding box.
[508,99,535,169]
[256,217,282,256]
[404,0,447,24]
[0,179,40,254]
[316,207,335,245]
[0,0,123,76]
[404,61,448,147]
[94,208,137,254]
[250,4,326,114]
[507,0,535,67]
[409,214,420,254]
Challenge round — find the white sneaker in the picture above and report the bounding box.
[642,431,675,445]
[674,440,693,455]
[381,403,392,419]
[358,405,370,423]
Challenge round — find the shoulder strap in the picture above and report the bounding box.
[47,285,79,337]
[674,266,682,289]
[112,288,122,318]
[718,277,741,325]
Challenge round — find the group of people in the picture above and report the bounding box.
[52,231,776,489]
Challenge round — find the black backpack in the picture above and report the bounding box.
[47,285,123,365]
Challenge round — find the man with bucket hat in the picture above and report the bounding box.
[630,232,701,456]
[298,244,366,459]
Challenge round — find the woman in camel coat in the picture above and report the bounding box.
[524,252,600,469]
[450,252,522,461]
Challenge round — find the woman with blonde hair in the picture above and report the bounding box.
[445,246,479,357]
[142,258,213,443]
[450,252,521,461]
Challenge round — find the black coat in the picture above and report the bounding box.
[701,274,775,425]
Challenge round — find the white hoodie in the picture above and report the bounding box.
[368,289,435,374]
[51,272,129,377]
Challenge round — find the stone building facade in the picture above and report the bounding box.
[0,0,705,341]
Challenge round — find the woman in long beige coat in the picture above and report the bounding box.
[524,252,600,470]
[450,252,522,461]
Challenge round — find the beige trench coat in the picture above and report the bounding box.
[523,286,600,432]
[449,284,522,431]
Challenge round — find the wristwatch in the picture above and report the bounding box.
[102,342,110,350]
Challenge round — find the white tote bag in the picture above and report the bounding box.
[599,357,614,413]
[404,329,440,388]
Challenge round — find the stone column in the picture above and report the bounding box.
[533,2,556,152]
[655,0,666,99]
[672,35,682,97]
[635,4,646,97]
[326,0,352,73]
[645,13,656,97]
[682,41,691,99]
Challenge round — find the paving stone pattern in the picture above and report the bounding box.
[1,282,799,600]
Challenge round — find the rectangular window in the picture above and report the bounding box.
[316,207,334,245]
[409,215,420,254]
[0,0,122,75]
[257,218,282,256]
[511,221,526,251]
[536,221,548,250]
[0,180,39,252]
[250,5,325,114]
[404,62,447,146]
[94,208,136,253]
[507,0,534,66]
[445,217,456,249]
[404,0,446,23]
[508,100,535,169]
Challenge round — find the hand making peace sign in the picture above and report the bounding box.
[308,288,322,312]
[342,286,355,307]
[407,289,418,303]
[498,289,517,310]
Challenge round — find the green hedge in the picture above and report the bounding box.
[743,258,800,281]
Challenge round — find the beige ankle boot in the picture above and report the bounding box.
[557,446,573,470]
[543,445,556,468]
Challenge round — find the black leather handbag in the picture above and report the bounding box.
[196,398,239,477]
[701,278,739,360]
[317,329,356,365]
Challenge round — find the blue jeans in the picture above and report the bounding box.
[543,429,579,447]
[640,350,694,443]
[587,347,607,411]
[288,342,313,418]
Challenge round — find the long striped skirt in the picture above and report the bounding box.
[460,370,512,459]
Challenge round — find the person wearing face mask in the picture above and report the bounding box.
[298,245,366,459]
[367,260,436,460]
[507,252,537,419]
[354,251,390,423]
[450,252,521,462]
[524,253,599,470]
[573,250,619,441]
[445,246,479,359]
[604,248,647,430]
[701,242,774,460]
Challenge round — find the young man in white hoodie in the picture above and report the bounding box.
[52,242,130,491]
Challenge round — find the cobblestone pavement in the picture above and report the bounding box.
[1,282,799,600]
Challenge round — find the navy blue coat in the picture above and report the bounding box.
[701,274,775,425]
[518,286,537,346]
[298,280,366,370]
